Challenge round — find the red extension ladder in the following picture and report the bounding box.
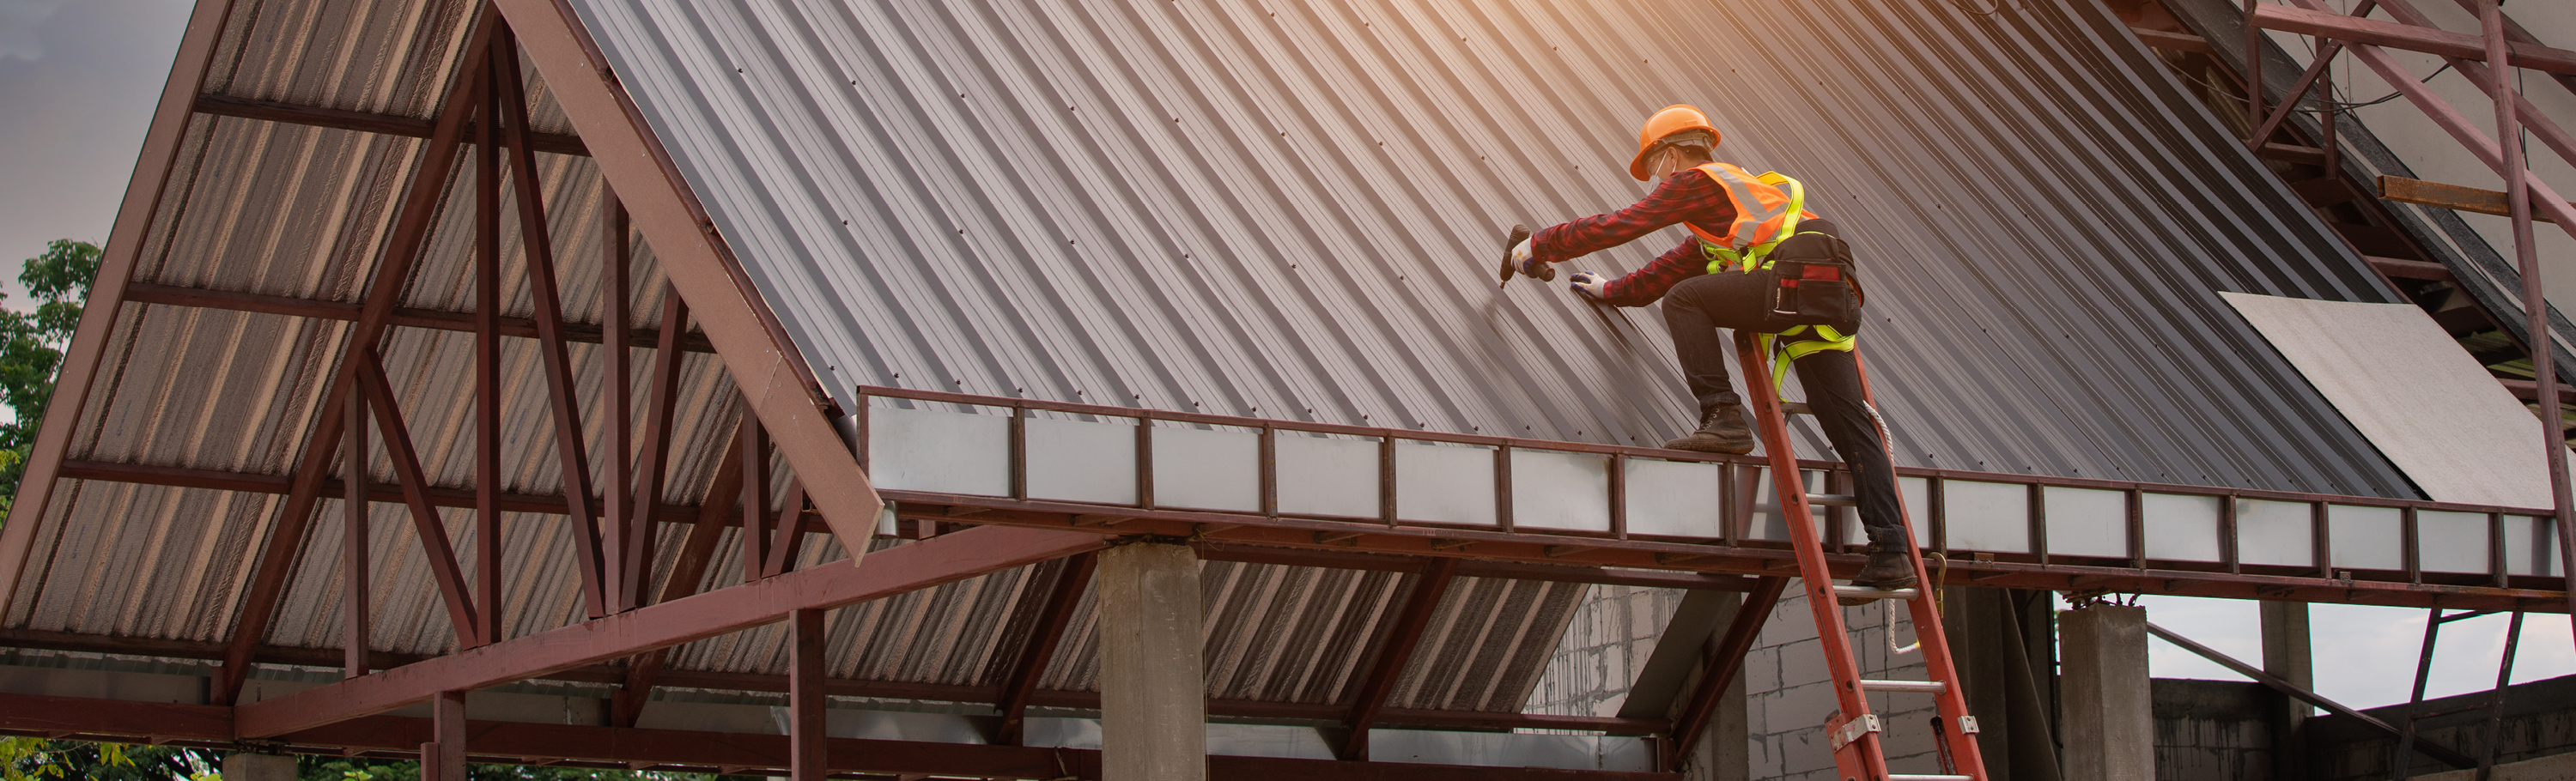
[1733,330,1988,781]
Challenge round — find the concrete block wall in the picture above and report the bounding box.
[1529,583,1952,779]
[2151,678,2276,781]
[1526,584,1689,718]
[1744,590,1943,780]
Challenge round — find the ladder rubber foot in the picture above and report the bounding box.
[1858,679,1949,693]
[1887,776,1975,781]
[1832,584,1921,601]
[1806,493,1858,507]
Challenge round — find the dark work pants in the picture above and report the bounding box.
[1657,225,1905,548]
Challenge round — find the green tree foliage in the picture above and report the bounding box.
[0,739,219,781]
[298,758,715,781]
[4,742,723,781]
[0,239,102,514]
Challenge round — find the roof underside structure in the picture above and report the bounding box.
[0,0,2567,776]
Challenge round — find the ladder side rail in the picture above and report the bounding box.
[1733,331,1888,781]
[1854,351,1992,780]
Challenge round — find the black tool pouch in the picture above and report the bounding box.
[1751,231,1864,335]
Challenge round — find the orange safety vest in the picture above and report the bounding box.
[1680,162,1819,273]
[1680,162,1853,385]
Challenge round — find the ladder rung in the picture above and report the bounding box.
[1806,493,1857,506]
[1832,584,1921,601]
[1889,776,1974,781]
[1859,679,1949,693]
[1781,402,1814,415]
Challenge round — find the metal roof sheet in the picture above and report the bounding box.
[565,0,2420,497]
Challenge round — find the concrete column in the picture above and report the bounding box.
[1681,593,1748,781]
[2059,605,2154,781]
[1098,542,1206,781]
[222,754,296,781]
[2261,601,2314,780]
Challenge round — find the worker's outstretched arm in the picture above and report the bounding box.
[1570,239,1704,307]
[1528,167,1733,265]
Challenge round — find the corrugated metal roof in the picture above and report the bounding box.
[565,0,2419,497]
[4,0,1585,707]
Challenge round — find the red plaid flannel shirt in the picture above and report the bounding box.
[1529,166,1736,306]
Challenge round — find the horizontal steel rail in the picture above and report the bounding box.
[860,385,2568,608]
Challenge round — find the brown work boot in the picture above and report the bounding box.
[1662,403,1754,454]
[1850,548,1918,590]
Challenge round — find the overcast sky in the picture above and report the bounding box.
[0,0,2563,715]
[0,0,192,304]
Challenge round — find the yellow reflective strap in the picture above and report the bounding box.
[1758,324,1858,398]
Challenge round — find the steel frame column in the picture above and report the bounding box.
[343,387,371,679]
[602,186,636,614]
[789,608,828,781]
[424,691,466,781]
[472,32,506,648]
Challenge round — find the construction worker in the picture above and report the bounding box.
[1505,105,1912,589]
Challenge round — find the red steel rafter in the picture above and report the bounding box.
[1664,577,1787,769]
[234,525,1104,738]
[211,10,498,705]
[0,0,240,613]
[1341,558,1457,760]
[993,552,1097,745]
[356,352,482,645]
[489,0,881,553]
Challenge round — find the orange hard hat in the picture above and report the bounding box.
[1628,105,1722,180]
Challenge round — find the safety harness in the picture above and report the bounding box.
[1680,162,1857,390]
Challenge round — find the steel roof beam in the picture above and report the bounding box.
[56,460,732,526]
[2247,3,2576,76]
[234,524,1104,738]
[4,693,1679,780]
[0,627,1668,735]
[122,283,720,353]
[895,497,2568,610]
[192,94,588,157]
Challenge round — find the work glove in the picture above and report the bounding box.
[1568,270,1608,300]
[1510,237,1554,281]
